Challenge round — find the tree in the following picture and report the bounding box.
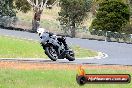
[27,0,58,32]
[0,0,16,17]
[90,0,130,33]
[58,0,92,37]
[14,0,32,13]
[90,0,103,16]
[13,0,58,32]
[0,0,17,27]
[90,0,131,17]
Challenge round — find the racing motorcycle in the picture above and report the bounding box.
[37,28,75,61]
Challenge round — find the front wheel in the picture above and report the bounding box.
[45,46,58,61]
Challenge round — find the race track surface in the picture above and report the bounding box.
[0,28,132,65]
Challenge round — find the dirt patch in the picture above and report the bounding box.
[0,61,132,71]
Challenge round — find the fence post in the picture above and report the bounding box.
[130,34,132,43]
[114,32,119,42]
[105,31,111,42]
[121,33,125,42]
[105,31,107,42]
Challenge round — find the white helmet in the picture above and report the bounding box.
[37,28,46,36]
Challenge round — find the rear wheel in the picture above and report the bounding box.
[66,50,75,61]
[45,46,58,61]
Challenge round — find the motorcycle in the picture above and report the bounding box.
[37,28,75,61]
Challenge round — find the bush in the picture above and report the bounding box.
[90,0,130,33]
[0,1,17,27]
[122,22,132,34]
[0,1,16,17]
[0,16,18,27]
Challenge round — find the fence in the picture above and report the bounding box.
[90,29,132,43]
[77,28,132,43]
[60,25,132,44]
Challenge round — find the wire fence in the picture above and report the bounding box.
[95,29,130,43]
[60,25,132,44]
[90,29,132,43]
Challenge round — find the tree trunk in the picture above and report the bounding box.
[32,10,42,32]
[32,19,40,32]
[71,22,76,38]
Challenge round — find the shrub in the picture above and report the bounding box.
[90,0,130,33]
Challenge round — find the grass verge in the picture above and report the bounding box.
[0,36,97,58]
[0,68,131,88]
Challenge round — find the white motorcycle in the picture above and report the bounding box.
[37,28,75,61]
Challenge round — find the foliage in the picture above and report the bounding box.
[0,0,17,27]
[58,0,92,37]
[0,0,16,17]
[0,0,57,14]
[13,0,57,13]
[14,0,31,13]
[122,22,132,34]
[58,0,92,27]
[90,0,130,32]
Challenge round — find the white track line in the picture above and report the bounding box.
[77,52,108,60]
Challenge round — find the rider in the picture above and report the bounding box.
[37,28,69,50]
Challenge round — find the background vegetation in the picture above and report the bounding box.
[0,0,132,35]
[91,0,130,33]
[0,0,15,17]
[58,0,92,37]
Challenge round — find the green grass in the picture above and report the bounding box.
[0,68,131,88]
[72,45,98,58]
[0,36,97,58]
[0,36,46,58]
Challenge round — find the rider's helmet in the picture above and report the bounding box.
[37,28,46,36]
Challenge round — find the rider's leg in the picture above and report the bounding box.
[57,37,68,50]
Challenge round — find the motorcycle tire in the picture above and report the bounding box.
[66,51,75,61]
[45,47,58,61]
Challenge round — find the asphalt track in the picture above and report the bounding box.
[0,28,132,66]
